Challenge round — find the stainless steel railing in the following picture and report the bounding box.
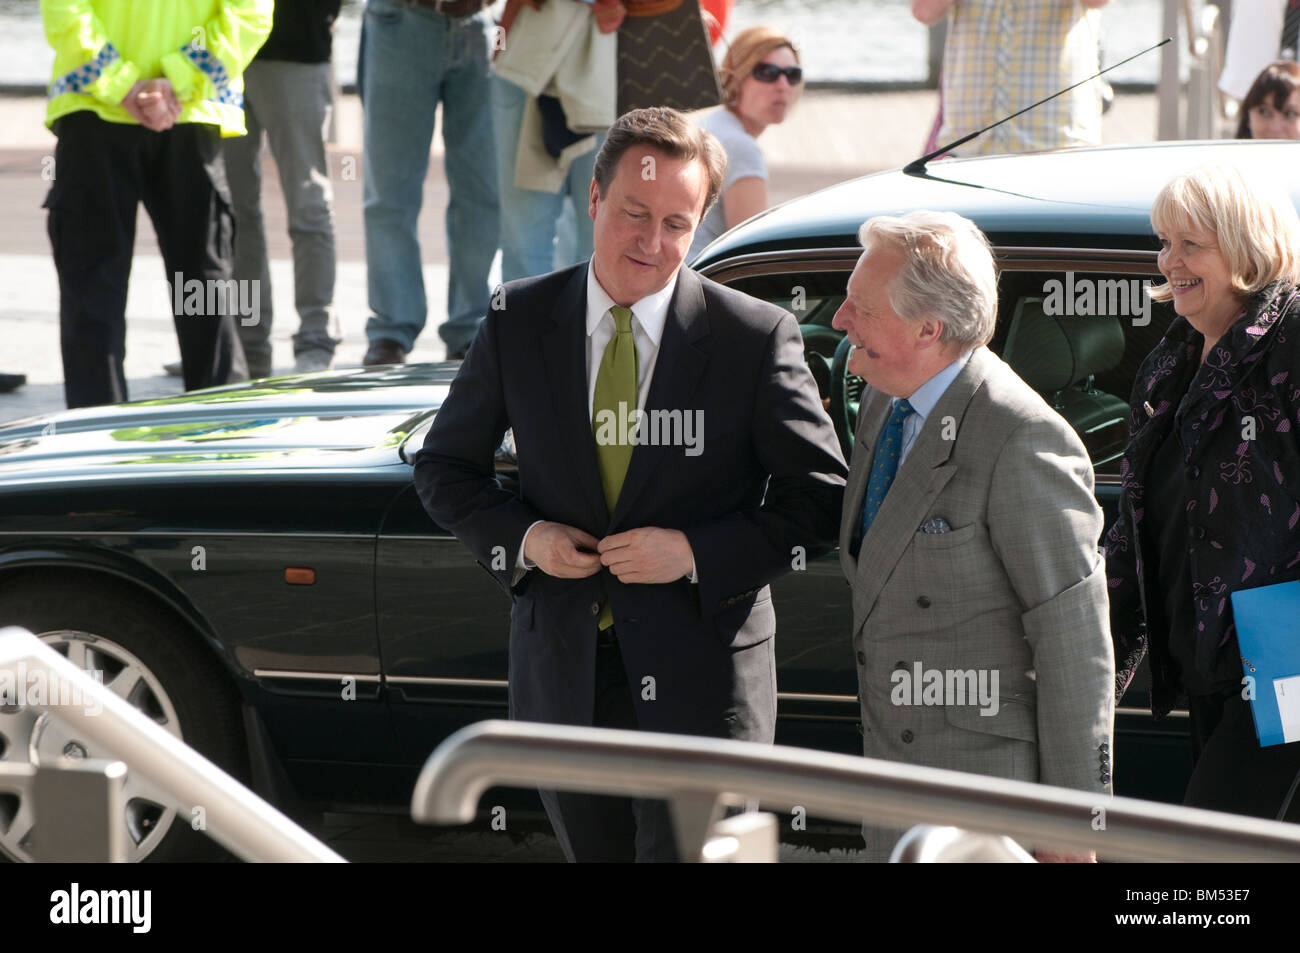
[0,626,343,863]
[1158,0,1228,139]
[412,719,1300,863]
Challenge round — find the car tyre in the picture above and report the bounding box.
[0,572,247,862]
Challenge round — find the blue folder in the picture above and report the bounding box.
[1231,580,1300,747]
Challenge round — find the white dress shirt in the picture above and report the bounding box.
[516,262,686,577]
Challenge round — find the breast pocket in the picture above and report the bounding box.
[907,522,1011,607]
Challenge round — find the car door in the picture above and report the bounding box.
[377,426,514,769]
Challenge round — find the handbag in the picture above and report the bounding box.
[617,0,721,114]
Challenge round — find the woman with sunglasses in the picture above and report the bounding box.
[688,27,802,259]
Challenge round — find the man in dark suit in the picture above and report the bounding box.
[414,107,846,862]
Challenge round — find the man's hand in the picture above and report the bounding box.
[1035,849,1097,863]
[598,527,693,584]
[911,0,957,26]
[523,521,602,578]
[123,79,182,132]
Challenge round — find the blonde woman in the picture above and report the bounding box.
[1106,164,1300,821]
[688,27,802,258]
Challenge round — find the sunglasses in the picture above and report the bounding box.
[751,62,803,85]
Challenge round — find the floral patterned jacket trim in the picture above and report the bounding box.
[1104,280,1300,716]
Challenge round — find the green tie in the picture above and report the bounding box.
[593,305,638,630]
[593,306,639,512]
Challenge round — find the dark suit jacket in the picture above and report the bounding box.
[414,263,846,741]
[1104,281,1300,715]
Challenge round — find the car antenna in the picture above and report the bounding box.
[903,37,1172,177]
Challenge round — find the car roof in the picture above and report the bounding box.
[691,140,1300,266]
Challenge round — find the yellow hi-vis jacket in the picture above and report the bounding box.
[41,0,273,137]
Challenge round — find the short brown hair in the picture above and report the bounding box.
[592,107,727,218]
[720,26,800,107]
[1236,61,1300,139]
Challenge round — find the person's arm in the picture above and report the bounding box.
[987,413,1112,863]
[683,313,848,616]
[42,0,144,108]
[988,410,1113,810]
[158,0,273,108]
[415,309,598,592]
[721,177,769,231]
[912,0,957,26]
[1102,493,1149,702]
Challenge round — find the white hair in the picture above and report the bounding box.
[857,211,998,349]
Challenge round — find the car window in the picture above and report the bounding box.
[991,269,1176,471]
[721,261,1176,476]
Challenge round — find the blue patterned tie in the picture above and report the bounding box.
[858,399,915,545]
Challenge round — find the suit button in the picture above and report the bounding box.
[916,595,931,608]
[1190,526,1206,540]
[1186,464,1200,479]
[856,652,866,665]
[1100,772,1111,784]
[589,602,601,616]
[1099,742,1109,752]
[901,730,914,743]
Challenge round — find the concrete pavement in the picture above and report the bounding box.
[0,90,1160,425]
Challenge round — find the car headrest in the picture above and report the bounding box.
[1003,297,1126,393]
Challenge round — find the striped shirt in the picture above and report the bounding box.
[939,0,1105,156]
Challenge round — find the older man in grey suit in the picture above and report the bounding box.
[832,211,1114,862]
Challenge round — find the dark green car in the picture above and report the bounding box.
[3,139,1295,861]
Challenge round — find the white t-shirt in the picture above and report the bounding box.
[689,107,767,260]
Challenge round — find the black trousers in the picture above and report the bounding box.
[538,631,680,863]
[44,111,247,408]
[1185,690,1300,822]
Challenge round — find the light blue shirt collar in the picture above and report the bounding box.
[895,349,973,466]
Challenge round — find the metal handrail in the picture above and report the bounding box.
[0,627,343,862]
[1160,0,1228,139]
[412,720,1300,862]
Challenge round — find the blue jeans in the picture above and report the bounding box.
[360,1,498,354]
[491,72,600,282]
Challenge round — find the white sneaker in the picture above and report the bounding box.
[293,350,334,374]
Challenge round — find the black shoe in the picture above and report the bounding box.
[447,344,470,361]
[362,339,407,367]
[0,373,25,393]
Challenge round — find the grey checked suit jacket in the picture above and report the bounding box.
[838,347,1114,860]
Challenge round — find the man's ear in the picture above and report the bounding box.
[589,177,601,222]
[914,316,945,349]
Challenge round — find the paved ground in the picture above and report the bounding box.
[0,89,1160,425]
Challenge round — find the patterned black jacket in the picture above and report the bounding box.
[1105,281,1300,716]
